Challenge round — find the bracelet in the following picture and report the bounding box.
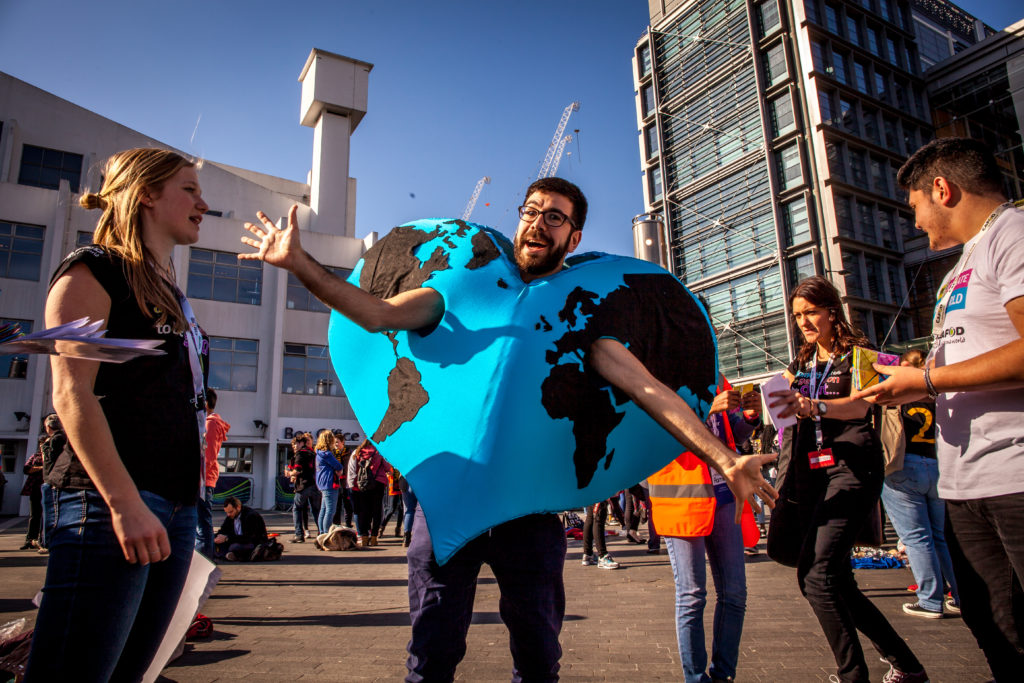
[923,366,939,399]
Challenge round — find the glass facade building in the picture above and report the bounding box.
[634,0,993,380]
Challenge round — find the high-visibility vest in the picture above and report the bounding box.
[649,377,762,544]
[649,451,717,537]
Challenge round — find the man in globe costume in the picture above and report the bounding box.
[241,177,777,682]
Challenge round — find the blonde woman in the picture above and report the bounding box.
[314,428,345,538]
[27,148,210,681]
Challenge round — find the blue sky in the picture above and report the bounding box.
[0,0,1020,257]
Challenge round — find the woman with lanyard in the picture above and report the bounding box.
[27,148,210,681]
[768,276,927,683]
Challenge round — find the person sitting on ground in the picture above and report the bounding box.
[214,496,268,561]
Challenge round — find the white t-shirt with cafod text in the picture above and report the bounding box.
[931,205,1024,500]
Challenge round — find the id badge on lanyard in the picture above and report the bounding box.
[807,357,836,470]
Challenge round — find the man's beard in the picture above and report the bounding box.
[513,229,572,276]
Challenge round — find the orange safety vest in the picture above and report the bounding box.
[649,378,761,545]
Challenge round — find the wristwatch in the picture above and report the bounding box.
[816,401,828,417]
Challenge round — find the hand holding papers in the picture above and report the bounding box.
[0,317,165,362]
[763,372,798,431]
[851,347,900,391]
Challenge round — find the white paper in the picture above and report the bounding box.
[762,372,798,432]
[142,551,222,683]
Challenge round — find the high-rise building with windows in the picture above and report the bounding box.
[633,0,993,380]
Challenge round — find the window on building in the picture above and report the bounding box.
[650,166,664,202]
[874,70,888,102]
[887,262,904,303]
[765,43,788,87]
[282,343,343,396]
[783,199,812,246]
[849,149,868,188]
[819,89,836,125]
[865,255,884,301]
[870,157,889,196]
[863,107,880,145]
[811,40,826,73]
[208,336,259,392]
[825,4,840,34]
[641,84,656,117]
[831,50,848,85]
[218,445,254,474]
[76,231,94,247]
[899,212,917,243]
[902,124,918,156]
[886,38,900,68]
[854,61,869,94]
[759,0,781,37]
[846,16,861,46]
[0,221,45,281]
[18,145,83,192]
[879,0,891,23]
[770,94,796,137]
[839,98,858,134]
[0,319,31,379]
[826,142,847,182]
[878,208,897,249]
[805,0,821,24]
[857,201,878,244]
[1,440,18,474]
[872,310,892,345]
[645,125,660,160]
[883,116,898,148]
[638,44,652,78]
[776,145,803,191]
[789,252,817,288]
[287,267,352,312]
[835,194,854,237]
[843,251,864,297]
[187,248,262,305]
[866,25,880,55]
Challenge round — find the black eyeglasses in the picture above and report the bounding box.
[518,205,576,229]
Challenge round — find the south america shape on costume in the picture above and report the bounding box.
[328,218,718,564]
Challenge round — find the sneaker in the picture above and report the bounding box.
[581,554,597,566]
[744,546,760,556]
[597,554,620,569]
[225,551,238,561]
[19,542,33,550]
[646,547,661,555]
[37,547,48,555]
[944,596,961,615]
[902,602,943,619]
[626,531,644,544]
[290,536,304,543]
[881,662,929,683]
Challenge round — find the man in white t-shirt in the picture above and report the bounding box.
[855,137,1024,682]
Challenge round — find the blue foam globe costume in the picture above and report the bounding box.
[328,219,718,564]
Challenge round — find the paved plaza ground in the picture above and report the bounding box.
[0,511,991,682]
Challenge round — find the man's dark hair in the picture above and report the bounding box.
[897,137,1005,197]
[224,496,241,509]
[206,388,217,411]
[524,177,588,230]
[43,413,61,432]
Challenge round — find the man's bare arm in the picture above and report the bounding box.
[854,297,1024,405]
[588,338,777,521]
[240,204,444,333]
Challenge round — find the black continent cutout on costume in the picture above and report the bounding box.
[541,273,716,489]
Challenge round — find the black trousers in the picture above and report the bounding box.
[26,486,42,542]
[946,493,1024,682]
[794,464,922,682]
[583,502,607,557]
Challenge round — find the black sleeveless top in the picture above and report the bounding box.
[45,246,206,504]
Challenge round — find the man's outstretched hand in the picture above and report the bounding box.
[239,204,303,271]
[720,452,778,524]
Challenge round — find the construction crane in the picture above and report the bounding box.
[461,176,491,220]
[537,101,579,179]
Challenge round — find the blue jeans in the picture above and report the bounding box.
[402,488,418,535]
[406,506,566,682]
[881,454,959,612]
[318,487,339,535]
[195,486,215,559]
[664,502,747,683]
[26,485,197,682]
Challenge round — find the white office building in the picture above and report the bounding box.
[0,48,376,514]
